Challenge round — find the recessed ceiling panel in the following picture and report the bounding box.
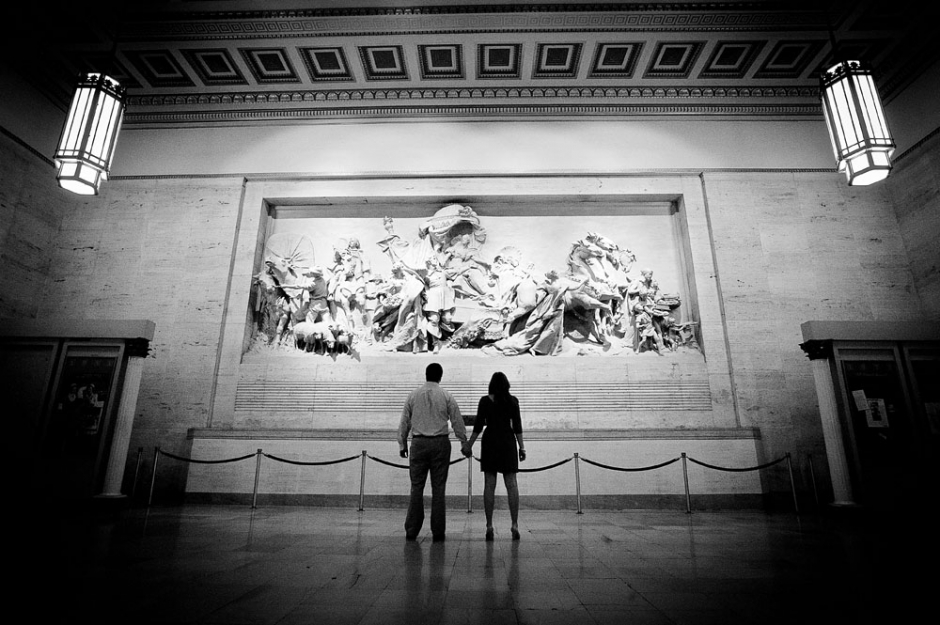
[359,45,408,81]
[239,48,300,84]
[644,42,705,79]
[588,42,643,79]
[73,53,142,89]
[125,50,194,88]
[301,47,354,82]
[478,44,521,79]
[418,45,464,80]
[533,43,582,79]
[698,41,764,79]
[182,48,247,86]
[754,40,825,79]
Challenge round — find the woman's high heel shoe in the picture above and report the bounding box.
[511,527,521,540]
[485,527,494,541]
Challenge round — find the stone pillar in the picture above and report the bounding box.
[96,355,145,499]
[809,357,855,505]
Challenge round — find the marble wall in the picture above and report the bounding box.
[0,134,73,318]
[2,127,937,504]
[703,165,932,492]
[888,131,940,320]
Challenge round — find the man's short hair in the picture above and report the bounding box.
[426,363,443,382]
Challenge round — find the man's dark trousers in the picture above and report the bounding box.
[405,435,451,538]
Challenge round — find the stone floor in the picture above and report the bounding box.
[16,502,931,625]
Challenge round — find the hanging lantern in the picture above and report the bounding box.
[820,60,895,186]
[54,72,126,196]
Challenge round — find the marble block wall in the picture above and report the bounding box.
[35,173,248,498]
[3,127,937,504]
[0,134,75,317]
[887,130,940,320]
[702,170,930,492]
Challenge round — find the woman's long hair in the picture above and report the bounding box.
[488,371,513,403]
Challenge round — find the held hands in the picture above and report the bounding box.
[519,448,527,462]
[461,441,473,458]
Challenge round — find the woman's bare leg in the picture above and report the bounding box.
[483,472,497,529]
[504,472,519,528]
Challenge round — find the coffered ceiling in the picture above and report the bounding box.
[7,1,934,128]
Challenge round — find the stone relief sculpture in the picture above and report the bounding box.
[249,203,700,357]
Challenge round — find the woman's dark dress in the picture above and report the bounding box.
[474,394,523,474]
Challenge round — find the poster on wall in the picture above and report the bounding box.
[248,200,702,359]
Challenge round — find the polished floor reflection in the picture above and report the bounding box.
[19,504,927,625]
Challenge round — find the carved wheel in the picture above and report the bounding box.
[264,233,316,272]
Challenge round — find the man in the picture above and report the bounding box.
[398,362,468,541]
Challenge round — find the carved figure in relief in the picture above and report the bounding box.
[422,256,457,348]
[253,233,320,346]
[264,259,322,346]
[383,263,430,353]
[632,302,667,354]
[327,238,371,329]
[567,234,636,338]
[378,206,487,286]
[252,270,289,344]
[249,206,700,358]
[625,268,682,354]
[489,247,539,321]
[482,271,577,356]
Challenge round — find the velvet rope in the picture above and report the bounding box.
[579,456,681,472]
[158,449,257,464]
[516,456,573,473]
[367,454,467,470]
[262,452,361,466]
[686,455,787,472]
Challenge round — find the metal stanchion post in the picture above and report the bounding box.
[131,446,143,502]
[147,446,160,508]
[251,449,263,509]
[807,454,820,511]
[574,453,583,514]
[681,452,691,514]
[467,456,473,513]
[358,450,367,512]
[786,452,800,514]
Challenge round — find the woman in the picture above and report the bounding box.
[464,372,526,540]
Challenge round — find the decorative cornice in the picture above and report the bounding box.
[128,85,819,106]
[125,83,821,124]
[799,340,834,361]
[126,4,825,40]
[125,102,822,125]
[151,3,813,19]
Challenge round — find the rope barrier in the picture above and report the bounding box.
[366,454,467,470]
[580,456,681,472]
[469,455,573,473]
[517,456,573,473]
[686,455,787,473]
[158,449,257,464]
[263,452,360,466]
[365,455,408,470]
[142,445,801,516]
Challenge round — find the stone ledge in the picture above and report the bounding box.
[188,427,760,441]
[0,318,156,341]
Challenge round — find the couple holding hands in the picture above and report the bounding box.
[398,364,525,542]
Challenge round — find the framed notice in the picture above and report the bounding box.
[48,345,122,461]
[865,398,889,428]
